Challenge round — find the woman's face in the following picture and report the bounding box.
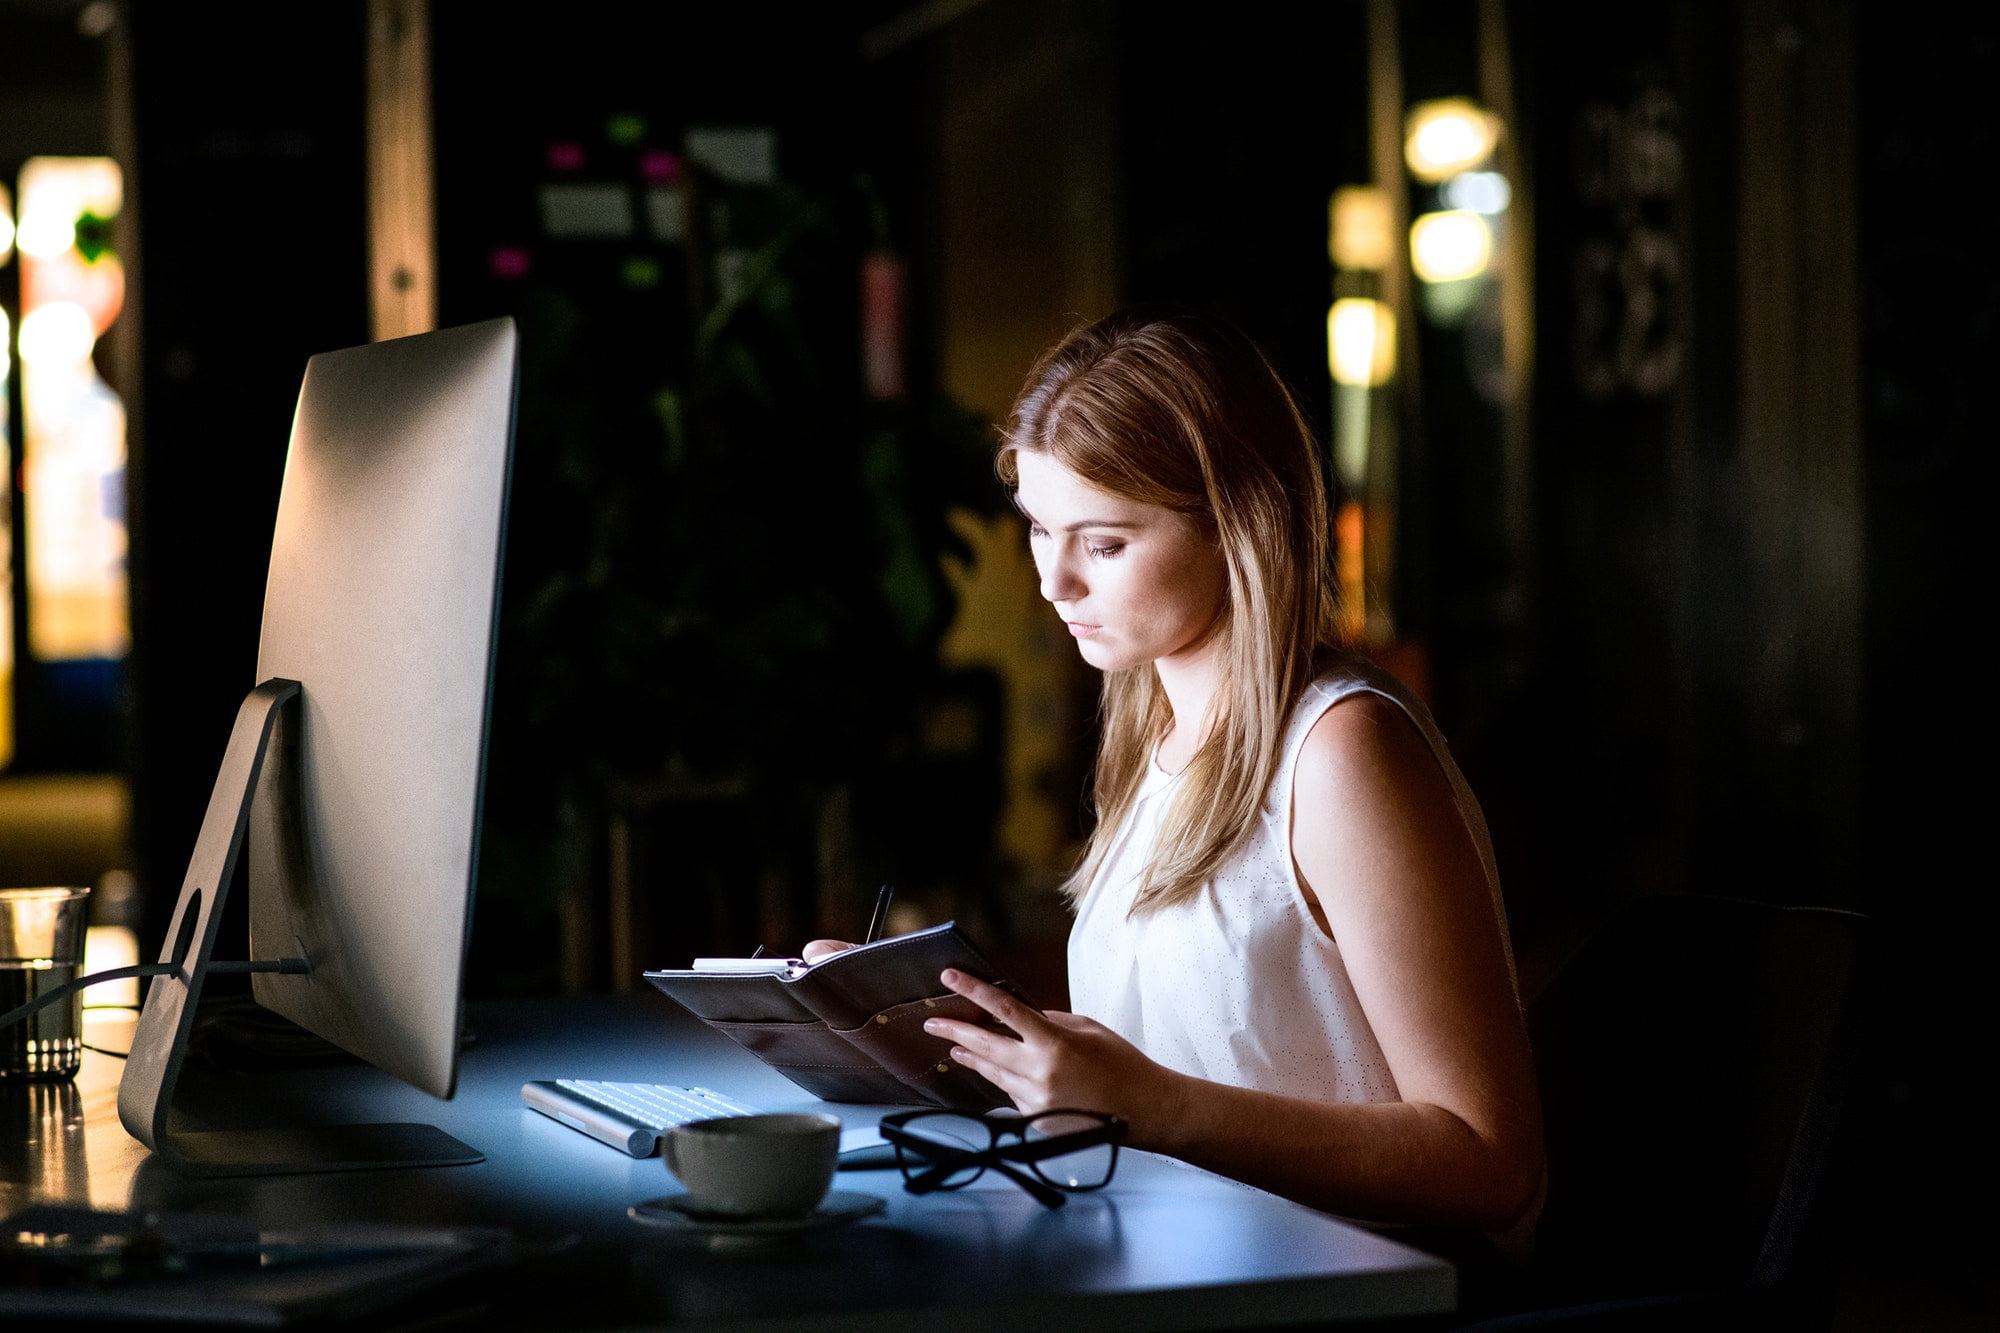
[1013,450,1228,675]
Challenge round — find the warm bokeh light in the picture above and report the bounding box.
[1443,170,1512,215]
[15,156,118,249]
[15,211,76,258]
[19,157,130,664]
[1404,99,1500,183]
[82,924,140,1008]
[1409,210,1494,283]
[1329,186,1394,271]
[1328,298,1396,387]
[1,301,11,767]
[1,182,14,264]
[1336,499,1367,642]
[17,302,96,366]
[23,243,126,336]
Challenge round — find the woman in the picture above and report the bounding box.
[809,307,1542,1257]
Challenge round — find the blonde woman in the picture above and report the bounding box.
[810,308,1543,1270]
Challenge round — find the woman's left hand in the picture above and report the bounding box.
[925,968,1185,1136]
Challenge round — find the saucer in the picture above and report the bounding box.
[628,1189,886,1240]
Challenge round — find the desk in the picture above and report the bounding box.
[4,994,1455,1329]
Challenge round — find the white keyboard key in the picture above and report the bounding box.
[520,1080,762,1157]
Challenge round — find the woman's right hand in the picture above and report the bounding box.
[800,939,856,963]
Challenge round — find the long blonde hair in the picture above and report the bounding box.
[998,308,1346,914]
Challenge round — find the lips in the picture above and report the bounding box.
[1065,622,1099,638]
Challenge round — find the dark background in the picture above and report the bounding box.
[1,0,1990,1325]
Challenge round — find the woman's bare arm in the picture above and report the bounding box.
[928,696,1543,1230]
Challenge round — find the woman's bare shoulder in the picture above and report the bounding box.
[1296,690,1438,783]
[1291,689,1468,871]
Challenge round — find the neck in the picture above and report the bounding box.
[1153,643,1224,773]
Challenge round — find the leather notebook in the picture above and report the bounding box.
[640,922,1028,1110]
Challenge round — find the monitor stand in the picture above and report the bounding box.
[116,679,484,1178]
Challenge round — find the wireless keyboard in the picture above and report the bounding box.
[520,1079,763,1157]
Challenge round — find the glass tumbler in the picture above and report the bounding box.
[1,887,92,1080]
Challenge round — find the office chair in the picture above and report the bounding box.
[1459,893,1880,1331]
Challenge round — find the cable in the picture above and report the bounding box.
[0,958,308,1031]
[1,963,177,1030]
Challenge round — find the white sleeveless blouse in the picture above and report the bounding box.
[1067,657,1517,1106]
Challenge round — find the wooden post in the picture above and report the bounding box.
[366,0,436,342]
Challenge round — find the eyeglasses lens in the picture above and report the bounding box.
[1026,1112,1116,1189]
[897,1112,992,1187]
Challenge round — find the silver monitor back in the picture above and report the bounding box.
[246,317,518,1101]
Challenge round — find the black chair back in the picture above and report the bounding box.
[1519,893,1878,1324]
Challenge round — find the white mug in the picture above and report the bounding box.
[663,1113,841,1218]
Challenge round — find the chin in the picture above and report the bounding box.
[1075,640,1141,674]
[1072,638,1112,670]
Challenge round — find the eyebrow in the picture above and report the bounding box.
[1011,496,1146,531]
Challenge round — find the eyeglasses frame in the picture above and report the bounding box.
[878,1108,1128,1209]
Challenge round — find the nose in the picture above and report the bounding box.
[1036,541,1085,605]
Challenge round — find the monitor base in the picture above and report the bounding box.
[153,1123,484,1178]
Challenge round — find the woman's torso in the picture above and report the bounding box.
[1067,655,1514,1105]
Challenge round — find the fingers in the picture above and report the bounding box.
[801,939,857,963]
[924,1015,1017,1059]
[926,976,1064,1115]
[940,968,1051,1037]
[939,1039,1041,1112]
[924,1008,1085,1050]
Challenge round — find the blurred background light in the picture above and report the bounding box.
[1442,170,1511,215]
[1328,297,1396,386]
[639,149,682,186]
[16,210,77,258]
[17,155,121,235]
[1404,98,1499,183]
[82,920,139,1008]
[620,255,662,289]
[17,302,97,366]
[17,157,130,666]
[1409,209,1493,283]
[1329,185,1394,271]
[489,245,531,279]
[1,299,10,766]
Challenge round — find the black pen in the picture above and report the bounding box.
[864,885,895,945]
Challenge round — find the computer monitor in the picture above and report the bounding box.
[115,316,519,1177]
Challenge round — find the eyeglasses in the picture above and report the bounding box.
[878,1109,1127,1209]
